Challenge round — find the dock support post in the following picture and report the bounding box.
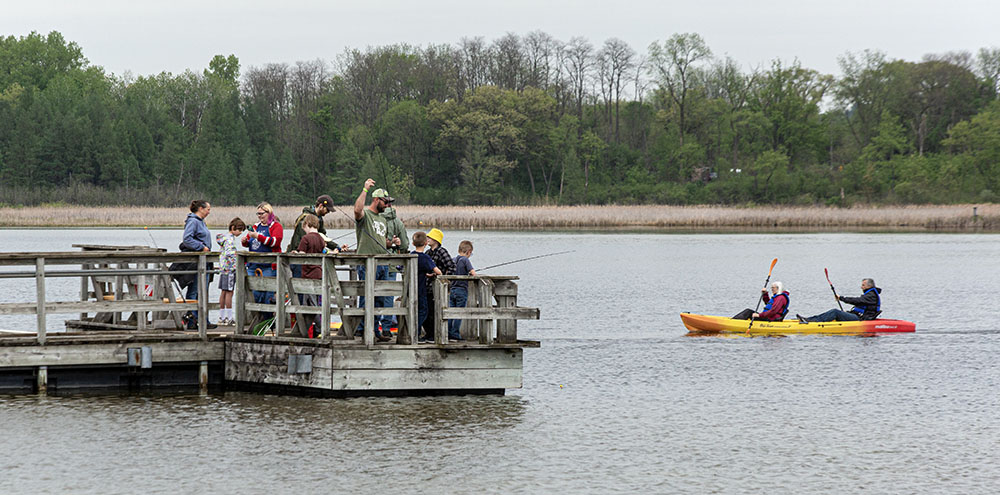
[36,257,46,345]
[199,360,209,394]
[197,254,208,340]
[478,278,495,345]
[275,254,286,336]
[433,278,447,345]
[37,366,48,395]
[364,257,375,347]
[402,257,418,345]
[321,257,332,340]
[235,253,246,334]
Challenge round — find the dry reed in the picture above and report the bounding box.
[0,204,996,231]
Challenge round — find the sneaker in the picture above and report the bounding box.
[376,334,393,343]
[796,314,810,323]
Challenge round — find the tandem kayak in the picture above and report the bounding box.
[680,312,916,335]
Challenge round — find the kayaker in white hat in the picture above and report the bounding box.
[733,281,789,321]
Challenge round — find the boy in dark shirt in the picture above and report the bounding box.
[411,231,442,342]
[448,240,477,341]
[293,214,325,337]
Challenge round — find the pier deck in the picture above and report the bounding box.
[0,249,539,396]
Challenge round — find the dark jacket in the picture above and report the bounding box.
[286,206,327,253]
[840,287,882,320]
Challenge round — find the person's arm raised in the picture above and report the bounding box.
[355,178,375,221]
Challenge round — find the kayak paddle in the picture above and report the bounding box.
[747,258,778,335]
[825,268,844,311]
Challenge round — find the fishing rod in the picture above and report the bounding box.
[478,250,575,272]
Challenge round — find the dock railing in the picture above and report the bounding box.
[431,275,539,345]
[0,251,220,344]
[234,253,539,346]
[235,252,420,346]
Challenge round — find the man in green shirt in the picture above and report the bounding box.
[353,178,396,341]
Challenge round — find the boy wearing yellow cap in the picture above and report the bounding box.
[424,228,455,340]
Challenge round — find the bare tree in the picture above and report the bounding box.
[459,37,490,95]
[602,38,636,143]
[490,33,525,90]
[564,37,594,129]
[524,30,555,90]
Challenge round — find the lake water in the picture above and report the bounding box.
[1,229,998,493]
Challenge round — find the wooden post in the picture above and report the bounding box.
[137,263,148,331]
[330,259,350,337]
[433,278,447,345]
[279,258,306,337]
[478,278,495,345]
[235,253,246,335]
[466,279,481,340]
[496,281,519,343]
[274,254,285,336]
[79,262,89,320]
[197,254,207,340]
[199,361,209,394]
[321,257,332,340]
[113,268,124,325]
[364,257,375,347]
[35,257,46,345]
[401,257,418,345]
[37,366,47,395]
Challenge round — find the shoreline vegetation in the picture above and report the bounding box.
[1,204,995,232]
[3,32,1000,212]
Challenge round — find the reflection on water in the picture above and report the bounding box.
[1,230,1000,492]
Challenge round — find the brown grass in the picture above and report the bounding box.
[0,204,997,231]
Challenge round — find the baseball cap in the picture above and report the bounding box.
[371,189,395,203]
[316,194,334,207]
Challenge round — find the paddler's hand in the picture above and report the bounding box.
[752,312,760,318]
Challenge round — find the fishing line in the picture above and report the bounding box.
[478,250,575,272]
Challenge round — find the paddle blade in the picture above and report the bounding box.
[825,267,832,284]
[768,258,778,276]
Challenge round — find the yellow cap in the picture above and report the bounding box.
[427,228,443,245]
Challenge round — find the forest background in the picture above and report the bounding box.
[2,30,1000,208]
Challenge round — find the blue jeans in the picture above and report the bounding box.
[382,271,397,329]
[808,309,860,322]
[356,264,393,336]
[417,295,429,340]
[448,286,467,339]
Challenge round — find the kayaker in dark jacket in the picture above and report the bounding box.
[733,281,789,321]
[797,278,881,323]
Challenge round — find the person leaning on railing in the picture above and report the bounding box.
[243,202,283,308]
[178,199,216,329]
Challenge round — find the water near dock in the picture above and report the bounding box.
[2,229,999,493]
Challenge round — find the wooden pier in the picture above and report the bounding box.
[0,249,539,396]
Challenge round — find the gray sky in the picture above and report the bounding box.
[4,0,998,77]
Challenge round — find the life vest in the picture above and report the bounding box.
[850,287,881,317]
[763,291,790,318]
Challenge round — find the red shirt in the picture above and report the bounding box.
[757,292,789,321]
[297,232,325,279]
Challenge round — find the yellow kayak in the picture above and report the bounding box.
[680,312,916,335]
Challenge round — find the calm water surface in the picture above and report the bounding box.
[1,229,998,493]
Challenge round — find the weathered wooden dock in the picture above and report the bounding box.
[0,249,539,396]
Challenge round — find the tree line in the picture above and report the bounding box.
[1,30,999,207]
